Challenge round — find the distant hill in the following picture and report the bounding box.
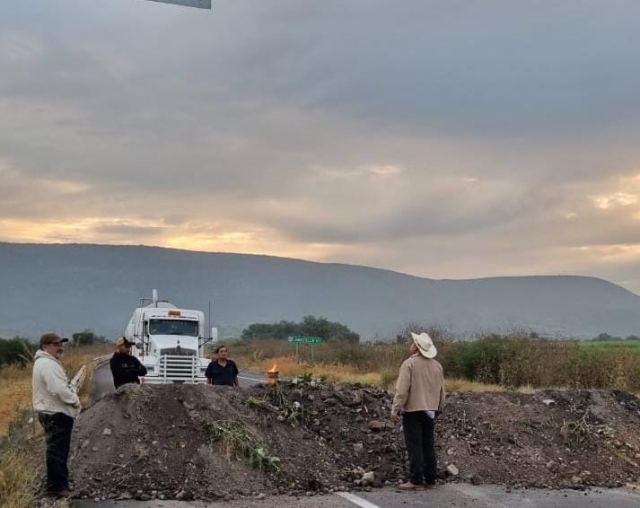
[0,242,639,340]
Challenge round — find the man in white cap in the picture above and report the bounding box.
[391,331,446,491]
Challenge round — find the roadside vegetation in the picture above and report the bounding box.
[229,327,640,393]
[241,315,360,343]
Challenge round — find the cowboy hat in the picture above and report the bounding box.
[410,332,437,359]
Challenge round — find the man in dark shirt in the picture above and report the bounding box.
[205,345,239,386]
[110,337,148,389]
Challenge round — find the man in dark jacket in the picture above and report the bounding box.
[110,337,147,389]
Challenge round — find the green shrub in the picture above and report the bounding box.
[0,338,34,368]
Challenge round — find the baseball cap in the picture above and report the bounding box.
[39,333,69,347]
[115,337,134,347]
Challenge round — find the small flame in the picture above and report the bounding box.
[267,364,278,373]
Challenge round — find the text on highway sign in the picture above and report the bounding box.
[288,336,323,344]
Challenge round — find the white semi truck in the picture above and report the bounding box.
[124,290,215,384]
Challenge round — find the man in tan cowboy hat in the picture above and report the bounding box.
[391,331,446,490]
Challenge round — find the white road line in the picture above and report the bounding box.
[238,375,263,381]
[336,492,383,508]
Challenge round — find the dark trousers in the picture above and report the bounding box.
[402,411,437,485]
[38,412,74,494]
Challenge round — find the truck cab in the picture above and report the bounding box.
[124,290,211,384]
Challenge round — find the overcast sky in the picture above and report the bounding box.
[2,1,640,293]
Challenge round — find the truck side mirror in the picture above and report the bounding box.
[211,327,218,342]
[135,343,143,351]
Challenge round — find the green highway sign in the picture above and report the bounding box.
[288,336,323,344]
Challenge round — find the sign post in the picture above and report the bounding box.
[288,336,323,363]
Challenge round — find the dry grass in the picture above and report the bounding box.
[245,355,382,385]
[243,355,508,393]
[0,447,41,508]
[445,378,534,393]
[0,367,32,437]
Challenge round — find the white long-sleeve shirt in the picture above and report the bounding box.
[32,350,81,418]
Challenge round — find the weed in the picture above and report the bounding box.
[207,420,281,473]
[245,396,268,409]
[249,446,281,473]
[283,401,305,428]
[262,385,307,428]
[290,372,322,386]
[560,410,592,445]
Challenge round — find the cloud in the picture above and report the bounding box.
[1,1,640,293]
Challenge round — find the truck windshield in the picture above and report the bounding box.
[149,319,199,337]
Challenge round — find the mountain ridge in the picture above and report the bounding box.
[1,242,638,340]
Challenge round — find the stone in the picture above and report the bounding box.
[368,420,387,431]
[446,464,459,476]
[361,471,375,486]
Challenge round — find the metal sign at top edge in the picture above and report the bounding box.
[146,0,211,10]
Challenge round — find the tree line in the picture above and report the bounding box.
[241,316,360,343]
[0,329,107,367]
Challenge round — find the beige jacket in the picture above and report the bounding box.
[391,354,445,416]
[32,350,81,418]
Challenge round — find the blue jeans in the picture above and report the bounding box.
[38,412,74,494]
[402,411,437,485]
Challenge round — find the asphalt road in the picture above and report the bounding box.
[73,484,640,508]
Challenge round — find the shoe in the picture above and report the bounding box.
[398,482,425,491]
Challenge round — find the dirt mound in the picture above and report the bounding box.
[70,382,640,501]
[439,390,640,489]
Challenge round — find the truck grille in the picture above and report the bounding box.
[159,348,197,357]
[157,355,202,383]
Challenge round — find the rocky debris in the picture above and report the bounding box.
[70,382,640,501]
